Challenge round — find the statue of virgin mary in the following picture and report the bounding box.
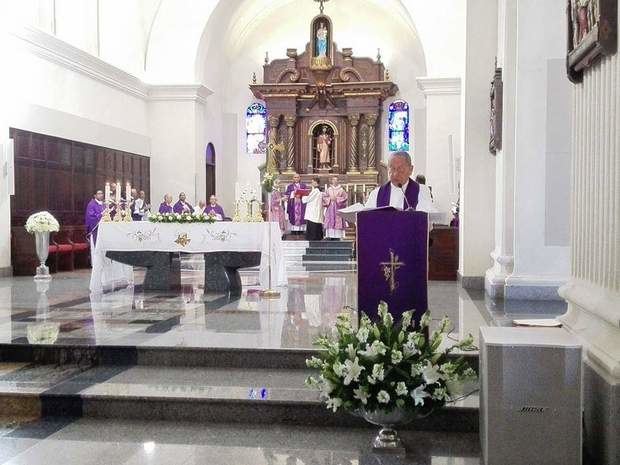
[316,22,328,57]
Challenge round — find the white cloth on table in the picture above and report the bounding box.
[90,222,286,292]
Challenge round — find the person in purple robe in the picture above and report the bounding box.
[205,195,225,220]
[173,192,194,214]
[159,194,173,214]
[285,173,308,235]
[323,175,348,240]
[85,190,105,243]
[365,151,432,212]
[270,188,287,234]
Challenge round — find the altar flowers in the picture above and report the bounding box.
[305,302,477,414]
[148,211,217,224]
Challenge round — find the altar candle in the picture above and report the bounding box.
[126,182,131,202]
[116,180,121,204]
[105,182,110,203]
[235,182,239,200]
[362,184,366,194]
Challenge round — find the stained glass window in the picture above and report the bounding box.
[246,102,267,154]
[388,100,410,152]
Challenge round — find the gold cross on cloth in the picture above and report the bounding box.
[380,249,405,294]
[267,141,285,173]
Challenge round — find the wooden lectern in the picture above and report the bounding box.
[357,208,428,323]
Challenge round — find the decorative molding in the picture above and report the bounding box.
[416,77,462,95]
[12,26,213,105]
[13,26,149,99]
[559,279,620,329]
[147,85,212,105]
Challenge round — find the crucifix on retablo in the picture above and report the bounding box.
[266,140,285,173]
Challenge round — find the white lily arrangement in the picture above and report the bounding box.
[25,211,60,234]
[306,302,477,414]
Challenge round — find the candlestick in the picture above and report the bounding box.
[105,182,110,204]
[116,180,121,204]
[126,182,131,202]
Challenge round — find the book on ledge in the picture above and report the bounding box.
[337,204,402,224]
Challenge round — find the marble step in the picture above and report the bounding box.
[302,254,354,262]
[304,248,354,256]
[308,240,354,249]
[0,363,479,431]
[303,263,358,272]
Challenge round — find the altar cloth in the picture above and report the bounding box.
[90,222,286,292]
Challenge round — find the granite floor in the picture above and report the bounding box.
[0,417,481,464]
[0,267,566,351]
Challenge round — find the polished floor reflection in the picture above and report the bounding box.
[0,268,566,350]
[0,418,481,465]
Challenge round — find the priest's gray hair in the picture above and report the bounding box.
[390,151,412,166]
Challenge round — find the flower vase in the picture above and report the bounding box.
[359,407,431,453]
[34,231,52,281]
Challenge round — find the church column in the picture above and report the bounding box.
[358,120,369,172]
[267,114,280,171]
[284,115,296,173]
[364,113,378,173]
[347,114,360,173]
[558,6,620,463]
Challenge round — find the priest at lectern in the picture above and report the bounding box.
[365,151,433,212]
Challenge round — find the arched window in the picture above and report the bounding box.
[388,100,410,152]
[246,102,267,154]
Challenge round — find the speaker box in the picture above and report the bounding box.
[479,327,582,465]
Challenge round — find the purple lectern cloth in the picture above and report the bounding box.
[376,180,420,210]
[159,203,173,214]
[285,182,308,226]
[85,199,105,242]
[173,201,194,214]
[206,204,225,217]
[357,208,428,324]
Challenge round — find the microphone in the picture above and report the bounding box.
[397,183,414,211]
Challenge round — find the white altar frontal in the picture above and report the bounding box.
[90,222,286,293]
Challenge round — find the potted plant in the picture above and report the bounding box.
[306,302,477,451]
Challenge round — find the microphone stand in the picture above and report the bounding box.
[397,183,414,211]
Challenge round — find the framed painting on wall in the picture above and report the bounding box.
[566,0,618,83]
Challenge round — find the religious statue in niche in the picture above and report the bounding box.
[566,0,617,83]
[316,22,328,57]
[315,125,333,169]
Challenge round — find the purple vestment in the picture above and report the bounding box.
[173,200,194,214]
[285,182,308,226]
[270,190,287,233]
[85,198,105,242]
[159,203,173,214]
[205,204,225,218]
[322,185,348,231]
[376,179,420,210]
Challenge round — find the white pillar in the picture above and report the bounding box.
[558,6,620,462]
[487,0,571,300]
[459,0,497,287]
[416,77,461,225]
[148,85,211,207]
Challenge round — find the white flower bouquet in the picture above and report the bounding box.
[261,172,278,193]
[25,211,60,234]
[306,302,477,414]
[148,212,217,224]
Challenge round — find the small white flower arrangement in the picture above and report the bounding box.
[306,302,477,414]
[261,172,278,193]
[149,212,216,224]
[25,211,60,234]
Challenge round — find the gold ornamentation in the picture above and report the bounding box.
[174,233,191,247]
[380,249,405,294]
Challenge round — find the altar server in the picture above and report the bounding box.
[323,175,348,240]
[205,195,225,220]
[159,194,173,214]
[302,177,324,241]
[85,190,105,243]
[174,192,194,214]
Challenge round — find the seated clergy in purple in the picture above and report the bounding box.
[159,194,174,214]
[364,151,432,212]
[205,195,225,220]
[173,192,194,214]
[85,189,105,243]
